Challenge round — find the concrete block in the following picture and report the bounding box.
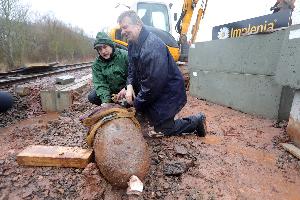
[41,75,92,112]
[189,26,299,120]
[40,89,57,112]
[56,75,75,85]
[275,25,300,89]
[189,29,286,76]
[287,90,300,147]
[56,74,92,111]
[14,85,31,96]
[17,145,93,168]
[190,70,282,119]
[56,90,73,112]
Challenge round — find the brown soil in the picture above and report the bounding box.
[0,79,299,199]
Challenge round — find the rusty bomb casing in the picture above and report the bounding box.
[93,117,150,188]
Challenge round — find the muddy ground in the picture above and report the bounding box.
[0,70,300,200]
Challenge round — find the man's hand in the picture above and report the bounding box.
[125,84,136,105]
[115,87,126,101]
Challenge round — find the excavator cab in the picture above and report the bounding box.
[137,2,170,33]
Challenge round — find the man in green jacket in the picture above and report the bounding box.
[88,32,128,106]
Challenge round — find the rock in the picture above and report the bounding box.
[151,157,160,165]
[156,191,162,197]
[163,161,190,176]
[12,176,19,182]
[0,188,9,200]
[43,190,49,197]
[150,192,155,198]
[57,188,65,194]
[14,85,31,96]
[158,152,165,160]
[22,185,35,198]
[162,182,170,189]
[94,117,150,188]
[174,145,188,155]
[126,175,143,196]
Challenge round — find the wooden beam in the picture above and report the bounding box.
[281,143,300,160]
[17,145,93,168]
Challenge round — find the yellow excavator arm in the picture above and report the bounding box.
[176,0,208,60]
[191,0,208,43]
[176,0,208,42]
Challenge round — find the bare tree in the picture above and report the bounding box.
[0,0,28,70]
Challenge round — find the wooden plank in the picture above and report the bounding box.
[17,145,93,168]
[281,143,300,160]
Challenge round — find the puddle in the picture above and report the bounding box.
[227,145,276,165]
[201,135,222,145]
[0,112,59,135]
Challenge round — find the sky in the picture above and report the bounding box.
[22,0,299,42]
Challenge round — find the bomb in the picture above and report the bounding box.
[81,106,150,188]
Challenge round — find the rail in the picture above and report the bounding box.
[0,62,93,86]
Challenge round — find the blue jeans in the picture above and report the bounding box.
[154,113,206,136]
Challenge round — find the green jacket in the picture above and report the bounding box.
[92,48,128,103]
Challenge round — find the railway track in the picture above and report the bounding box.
[0,62,93,86]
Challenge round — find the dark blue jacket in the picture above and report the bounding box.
[127,27,187,126]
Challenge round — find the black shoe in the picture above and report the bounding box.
[195,113,207,137]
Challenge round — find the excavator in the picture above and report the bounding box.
[110,0,208,62]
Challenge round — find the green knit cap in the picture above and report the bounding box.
[94,32,115,49]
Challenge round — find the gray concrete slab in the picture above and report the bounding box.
[189,25,300,120]
[190,70,282,119]
[275,24,300,89]
[189,29,286,76]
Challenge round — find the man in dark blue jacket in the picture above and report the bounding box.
[117,10,207,137]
